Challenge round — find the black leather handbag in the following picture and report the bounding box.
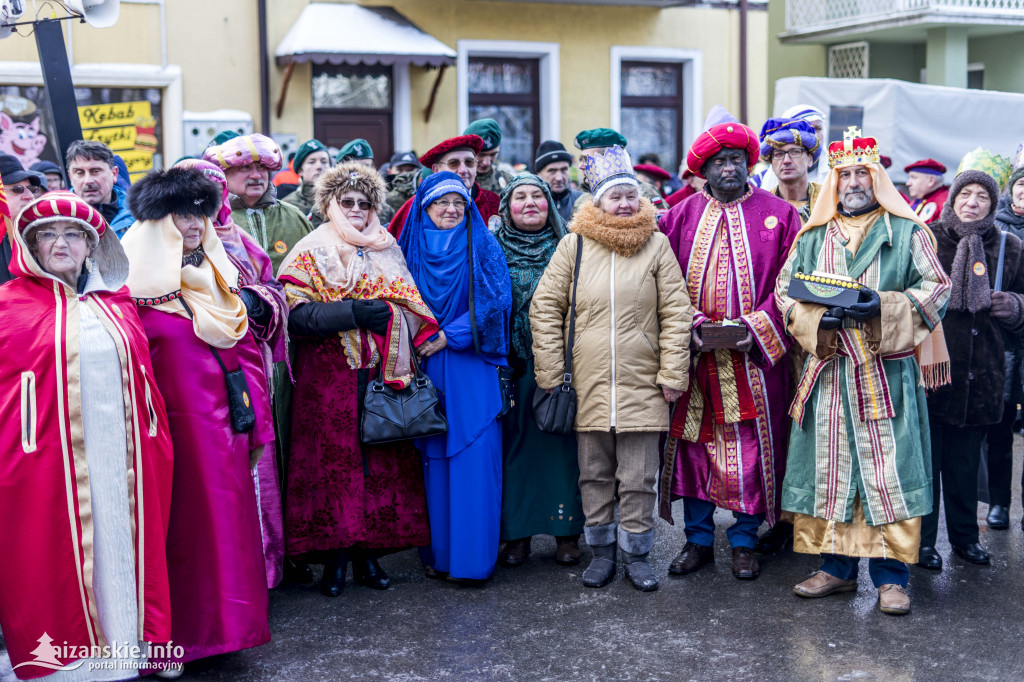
[360,326,448,445]
[532,234,582,435]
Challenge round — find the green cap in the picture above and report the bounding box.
[294,139,329,173]
[336,138,374,162]
[207,129,240,149]
[574,128,627,151]
[463,118,502,151]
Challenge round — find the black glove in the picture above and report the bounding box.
[288,300,356,337]
[352,299,392,335]
[819,306,845,330]
[239,288,271,327]
[845,287,881,323]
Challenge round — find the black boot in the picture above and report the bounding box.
[582,543,617,588]
[754,521,793,554]
[283,558,314,585]
[623,551,659,592]
[352,554,391,590]
[318,551,349,597]
[987,505,1010,530]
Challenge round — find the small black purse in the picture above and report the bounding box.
[360,325,448,445]
[497,366,516,419]
[532,234,583,435]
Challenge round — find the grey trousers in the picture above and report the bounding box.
[576,430,661,535]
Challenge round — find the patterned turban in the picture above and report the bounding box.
[685,122,760,179]
[758,117,821,163]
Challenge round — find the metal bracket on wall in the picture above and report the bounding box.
[424,65,448,124]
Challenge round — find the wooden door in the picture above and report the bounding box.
[314,111,393,163]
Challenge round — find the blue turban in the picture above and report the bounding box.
[758,117,821,164]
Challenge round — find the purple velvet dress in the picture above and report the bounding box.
[140,309,274,663]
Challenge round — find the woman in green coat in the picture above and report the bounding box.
[494,175,584,567]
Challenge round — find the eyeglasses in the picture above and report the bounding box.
[444,158,476,170]
[340,198,373,211]
[5,184,44,196]
[431,199,467,211]
[771,148,807,161]
[35,230,88,245]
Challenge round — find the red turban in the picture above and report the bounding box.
[685,122,760,179]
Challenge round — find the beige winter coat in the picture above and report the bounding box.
[530,200,693,432]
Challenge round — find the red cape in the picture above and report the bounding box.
[0,270,174,677]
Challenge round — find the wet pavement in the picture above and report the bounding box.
[4,452,1023,681]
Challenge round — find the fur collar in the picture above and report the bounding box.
[569,199,657,257]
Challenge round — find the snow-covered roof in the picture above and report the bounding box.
[275,4,456,67]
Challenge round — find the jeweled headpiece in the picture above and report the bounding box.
[580,145,638,202]
[956,147,1013,188]
[827,127,880,169]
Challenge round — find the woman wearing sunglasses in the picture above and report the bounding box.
[278,162,438,597]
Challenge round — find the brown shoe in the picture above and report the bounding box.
[668,542,714,575]
[731,547,760,579]
[793,570,857,598]
[877,584,911,615]
[555,535,581,565]
[498,537,531,567]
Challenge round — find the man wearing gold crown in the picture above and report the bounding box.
[775,128,951,616]
[659,122,802,582]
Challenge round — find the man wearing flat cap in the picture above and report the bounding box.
[905,158,949,224]
[534,140,580,222]
[387,134,500,238]
[465,118,514,193]
[572,128,663,213]
[659,122,803,583]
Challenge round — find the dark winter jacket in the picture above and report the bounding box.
[995,195,1024,402]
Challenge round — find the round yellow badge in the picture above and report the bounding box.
[112,304,124,319]
[243,391,251,408]
[973,261,986,276]
[273,240,287,254]
[764,216,778,230]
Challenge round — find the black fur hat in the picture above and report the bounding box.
[128,166,222,222]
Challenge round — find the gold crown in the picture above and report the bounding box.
[827,127,880,169]
[957,147,1013,188]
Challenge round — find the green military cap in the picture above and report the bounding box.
[463,118,502,152]
[294,139,329,172]
[206,129,239,149]
[336,138,374,162]
[574,128,627,150]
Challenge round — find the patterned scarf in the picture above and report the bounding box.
[493,175,567,368]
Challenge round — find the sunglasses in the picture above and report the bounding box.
[340,198,373,211]
[444,158,477,170]
[5,184,44,196]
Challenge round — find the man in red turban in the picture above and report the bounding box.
[658,122,803,583]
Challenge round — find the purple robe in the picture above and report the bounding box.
[658,187,801,525]
[224,229,288,588]
[140,308,273,663]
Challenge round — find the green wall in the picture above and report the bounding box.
[969,32,1024,93]
[868,43,925,82]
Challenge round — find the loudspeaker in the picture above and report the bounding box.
[65,0,119,29]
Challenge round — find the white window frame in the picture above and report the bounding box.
[610,46,703,161]
[393,63,412,152]
[456,40,560,142]
[0,61,184,162]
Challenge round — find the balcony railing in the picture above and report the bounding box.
[786,0,1024,34]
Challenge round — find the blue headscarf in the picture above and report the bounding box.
[398,171,511,357]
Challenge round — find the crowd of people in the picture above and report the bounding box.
[0,102,1022,679]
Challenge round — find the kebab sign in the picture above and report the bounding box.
[78,100,158,181]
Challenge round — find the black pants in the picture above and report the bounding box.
[986,402,1021,508]
[921,421,986,547]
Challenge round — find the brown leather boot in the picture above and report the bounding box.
[555,535,581,565]
[668,542,714,575]
[877,584,911,615]
[498,537,531,567]
[731,547,761,579]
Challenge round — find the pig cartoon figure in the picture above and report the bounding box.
[0,113,48,168]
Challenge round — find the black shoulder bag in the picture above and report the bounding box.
[360,322,448,445]
[179,297,256,434]
[531,234,582,435]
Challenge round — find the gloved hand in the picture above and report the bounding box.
[819,306,845,330]
[990,291,1020,322]
[352,299,392,335]
[845,287,881,323]
[239,288,271,327]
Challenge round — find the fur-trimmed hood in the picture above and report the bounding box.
[569,198,657,257]
[128,166,222,222]
[314,161,387,218]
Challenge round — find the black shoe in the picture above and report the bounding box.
[352,556,391,590]
[283,559,314,585]
[754,521,793,554]
[916,546,942,571]
[951,542,990,565]
[498,537,532,567]
[668,542,714,576]
[582,543,617,588]
[622,551,659,592]
[987,505,1010,530]
[318,553,349,597]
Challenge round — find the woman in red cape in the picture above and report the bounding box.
[0,192,174,680]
